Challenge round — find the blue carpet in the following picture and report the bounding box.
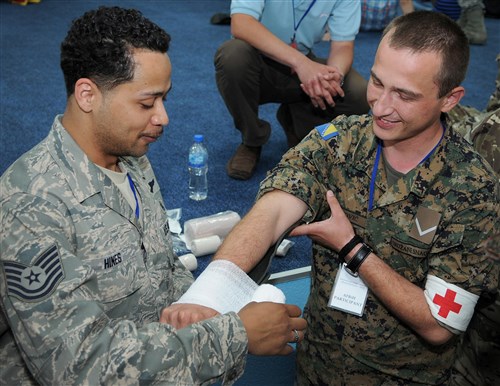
[1,1,499,385]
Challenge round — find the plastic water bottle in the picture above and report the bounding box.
[188,134,208,201]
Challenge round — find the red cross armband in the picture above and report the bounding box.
[424,275,479,332]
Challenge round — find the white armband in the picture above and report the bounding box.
[424,275,479,332]
[175,260,285,314]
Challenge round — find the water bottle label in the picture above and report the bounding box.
[189,153,206,168]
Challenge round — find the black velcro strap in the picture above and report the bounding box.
[345,243,372,276]
[338,234,363,263]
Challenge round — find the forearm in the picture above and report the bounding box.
[356,250,453,345]
[326,41,354,77]
[231,13,308,72]
[214,190,307,272]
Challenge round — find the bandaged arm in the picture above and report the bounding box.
[174,260,286,313]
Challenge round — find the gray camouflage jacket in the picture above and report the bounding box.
[0,116,247,385]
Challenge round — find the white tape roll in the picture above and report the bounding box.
[190,235,222,257]
[184,211,240,246]
[178,253,198,271]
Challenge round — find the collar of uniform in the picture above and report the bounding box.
[48,116,147,226]
[405,123,449,199]
[350,116,380,179]
[349,116,449,209]
[373,118,449,209]
[47,115,104,203]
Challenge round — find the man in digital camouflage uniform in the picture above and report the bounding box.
[162,11,499,385]
[450,53,499,386]
[0,6,307,385]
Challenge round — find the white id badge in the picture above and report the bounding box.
[328,263,369,316]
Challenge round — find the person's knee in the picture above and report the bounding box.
[343,70,369,113]
[214,39,257,76]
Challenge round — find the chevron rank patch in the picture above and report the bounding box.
[409,206,441,244]
[3,245,65,302]
[316,122,339,140]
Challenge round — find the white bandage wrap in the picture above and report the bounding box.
[251,283,286,304]
[175,260,285,314]
[424,275,479,332]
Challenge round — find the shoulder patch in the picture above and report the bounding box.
[3,245,65,302]
[315,123,339,140]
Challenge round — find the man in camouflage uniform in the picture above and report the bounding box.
[162,11,499,384]
[0,6,306,385]
[450,54,500,386]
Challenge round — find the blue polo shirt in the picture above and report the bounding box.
[231,0,361,54]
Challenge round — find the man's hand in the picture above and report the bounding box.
[238,302,307,356]
[160,303,219,329]
[295,59,344,110]
[289,190,354,251]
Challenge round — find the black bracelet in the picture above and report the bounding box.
[345,243,372,276]
[338,234,363,263]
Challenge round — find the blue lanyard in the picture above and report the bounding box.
[368,127,445,212]
[127,173,140,218]
[291,0,316,42]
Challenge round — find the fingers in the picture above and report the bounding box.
[300,79,343,110]
[290,328,305,345]
[326,190,338,207]
[284,303,302,317]
[159,304,219,329]
[240,302,307,356]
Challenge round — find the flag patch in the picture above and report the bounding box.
[4,245,65,302]
[315,123,339,140]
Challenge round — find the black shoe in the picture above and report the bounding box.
[210,13,231,25]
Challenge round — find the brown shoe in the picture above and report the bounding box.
[226,144,261,180]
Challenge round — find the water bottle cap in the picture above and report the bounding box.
[194,134,204,143]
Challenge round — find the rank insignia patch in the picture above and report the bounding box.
[316,123,339,140]
[409,206,441,244]
[3,245,65,302]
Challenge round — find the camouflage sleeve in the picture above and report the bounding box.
[428,184,500,297]
[0,192,247,385]
[170,256,196,302]
[258,116,365,224]
[258,129,337,223]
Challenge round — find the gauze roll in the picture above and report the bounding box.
[251,284,286,304]
[184,211,240,247]
[190,235,222,257]
[178,253,198,271]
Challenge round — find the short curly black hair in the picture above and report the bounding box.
[60,6,171,96]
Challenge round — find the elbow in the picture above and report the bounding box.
[419,326,454,346]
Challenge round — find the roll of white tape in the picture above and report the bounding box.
[190,235,222,257]
[184,211,240,246]
[178,253,198,271]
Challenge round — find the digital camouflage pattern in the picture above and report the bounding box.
[258,113,499,385]
[449,53,500,386]
[0,116,247,385]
